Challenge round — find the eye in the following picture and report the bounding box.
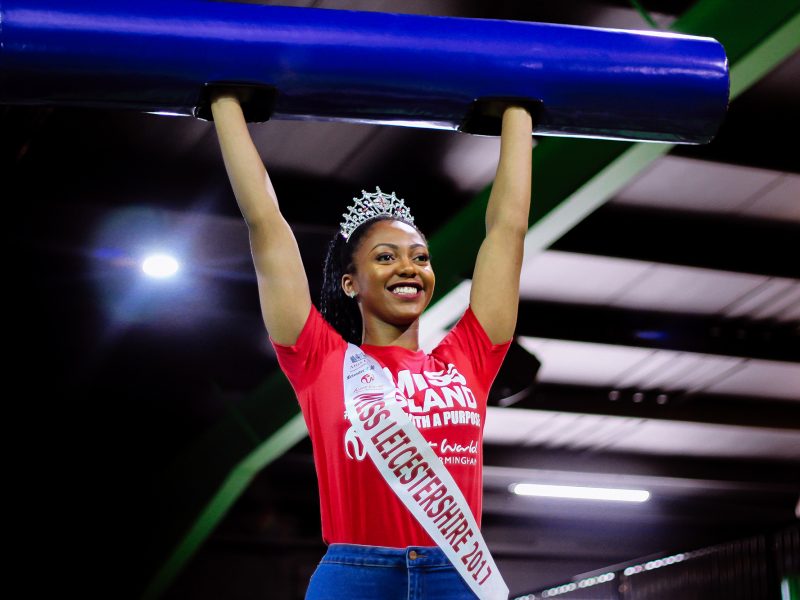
[414,253,430,263]
[376,253,394,262]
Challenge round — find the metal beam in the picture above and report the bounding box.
[552,205,800,279]
[514,299,800,362]
[495,382,800,430]
[483,445,800,486]
[481,488,797,525]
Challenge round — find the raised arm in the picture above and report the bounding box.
[210,91,311,345]
[469,106,533,344]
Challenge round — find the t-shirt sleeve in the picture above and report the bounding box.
[433,305,512,398]
[269,304,346,394]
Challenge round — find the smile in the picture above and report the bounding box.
[388,283,422,297]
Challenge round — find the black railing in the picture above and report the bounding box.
[515,524,798,600]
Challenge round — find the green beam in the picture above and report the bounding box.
[140,372,307,599]
[141,1,800,597]
[142,410,307,600]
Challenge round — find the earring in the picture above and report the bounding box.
[347,290,357,299]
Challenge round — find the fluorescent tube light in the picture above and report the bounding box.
[510,483,650,502]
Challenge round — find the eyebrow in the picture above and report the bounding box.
[369,243,428,252]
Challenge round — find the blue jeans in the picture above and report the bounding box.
[305,543,479,599]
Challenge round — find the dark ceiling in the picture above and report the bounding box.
[6,1,799,599]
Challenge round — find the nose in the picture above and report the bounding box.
[396,255,416,276]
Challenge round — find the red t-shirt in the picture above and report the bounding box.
[271,304,511,548]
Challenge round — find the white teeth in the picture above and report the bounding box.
[391,286,419,295]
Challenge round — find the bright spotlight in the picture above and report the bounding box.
[142,254,180,278]
[510,483,650,503]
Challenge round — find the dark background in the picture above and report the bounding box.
[5,1,799,598]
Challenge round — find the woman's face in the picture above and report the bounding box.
[342,219,435,327]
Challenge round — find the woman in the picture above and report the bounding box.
[210,89,532,600]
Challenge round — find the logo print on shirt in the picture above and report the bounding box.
[344,364,480,461]
[344,426,367,461]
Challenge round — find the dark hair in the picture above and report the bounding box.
[320,215,426,345]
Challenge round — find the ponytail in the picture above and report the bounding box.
[320,227,363,345]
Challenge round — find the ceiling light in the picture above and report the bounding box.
[510,483,650,502]
[142,254,180,278]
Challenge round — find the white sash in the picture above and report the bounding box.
[343,343,509,600]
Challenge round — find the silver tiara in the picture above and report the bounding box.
[339,187,415,241]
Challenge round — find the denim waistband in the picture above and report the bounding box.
[321,543,452,568]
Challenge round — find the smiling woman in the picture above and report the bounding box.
[322,213,435,349]
[210,88,532,600]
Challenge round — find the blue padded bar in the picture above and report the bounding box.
[0,0,729,143]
